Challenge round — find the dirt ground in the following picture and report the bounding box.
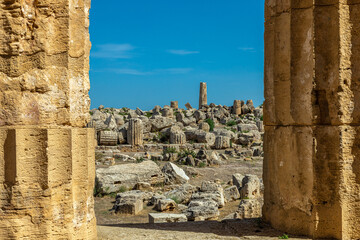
[97,220,310,240]
[96,157,309,239]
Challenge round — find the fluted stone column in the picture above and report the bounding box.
[127,119,143,146]
[264,1,360,239]
[199,82,207,109]
[0,1,96,239]
[233,100,242,115]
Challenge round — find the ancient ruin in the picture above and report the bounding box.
[263,0,360,239]
[199,82,207,109]
[1,0,358,239]
[0,1,97,239]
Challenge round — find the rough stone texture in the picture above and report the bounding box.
[162,162,189,185]
[0,1,91,127]
[264,1,360,238]
[214,136,231,149]
[0,127,97,239]
[98,130,118,146]
[149,213,187,224]
[114,192,143,215]
[0,1,96,239]
[233,100,242,115]
[127,118,143,146]
[156,199,177,212]
[96,160,164,193]
[199,82,207,109]
[170,101,179,109]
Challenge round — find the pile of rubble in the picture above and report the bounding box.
[89,100,263,149]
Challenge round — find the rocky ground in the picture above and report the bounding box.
[90,101,306,239]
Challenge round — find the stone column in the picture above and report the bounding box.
[233,100,242,115]
[199,82,207,108]
[127,119,143,146]
[0,1,96,239]
[264,1,360,239]
[171,101,179,109]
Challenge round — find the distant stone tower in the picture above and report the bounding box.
[0,1,97,239]
[199,82,207,109]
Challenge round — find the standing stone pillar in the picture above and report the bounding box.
[233,100,242,115]
[0,1,96,239]
[199,82,207,108]
[127,119,143,146]
[264,1,360,239]
[171,101,179,109]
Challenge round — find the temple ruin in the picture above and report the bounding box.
[0,1,97,239]
[263,0,360,239]
[1,0,359,239]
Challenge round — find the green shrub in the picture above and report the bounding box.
[278,234,289,239]
[118,186,128,193]
[226,120,237,127]
[260,115,263,121]
[145,112,153,118]
[179,149,197,158]
[89,111,94,115]
[198,162,206,168]
[169,196,181,204]
[205,118,215,132]
[137,157,145,163]
[164,147,178,154]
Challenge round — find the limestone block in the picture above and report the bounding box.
[98,130,118,146]
[233,100,242,115]
[170,131,186,144]
[114,197,143,215]
[263,125,360,239]
[214,136,230,149]
[199,82,207,108]
[265,3,360,127]
[224,186,240,202]
[127,118,143,146]
[149,213,187,224]
[239,175,261,199]
[0,1,91,127]
[170,101,179,109]
[96,161,164,194]
[156,199,177,212]
[0,127,96,239]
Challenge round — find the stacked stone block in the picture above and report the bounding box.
[264,1,360,239]
[127,119,143,146]
[0,1,96,239]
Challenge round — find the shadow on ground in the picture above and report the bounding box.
[98,218,308,239]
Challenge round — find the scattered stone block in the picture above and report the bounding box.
[149,213,187,223]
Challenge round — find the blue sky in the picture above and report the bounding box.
[89,0,265,110]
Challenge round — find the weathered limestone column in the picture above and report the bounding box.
[127,119,143,146]
[0,1,96,239]
[264,1,360,239]
[171,101,179,109]
[199,82,207,108]
[233,100,242,115]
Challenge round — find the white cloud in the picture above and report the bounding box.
[155,68,193,74]
[167,49,200,55]
[238,47,256,52]
[104,68,193,75]
[92,44,135,59]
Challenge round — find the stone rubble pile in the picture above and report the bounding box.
[90,101,263,150]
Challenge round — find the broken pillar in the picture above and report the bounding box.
[127,118,143,146]
[0,1,97,239]
[233,100,242,115]
[199,82,207,109]
[171,101,179,109]
[263,1,360,239]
